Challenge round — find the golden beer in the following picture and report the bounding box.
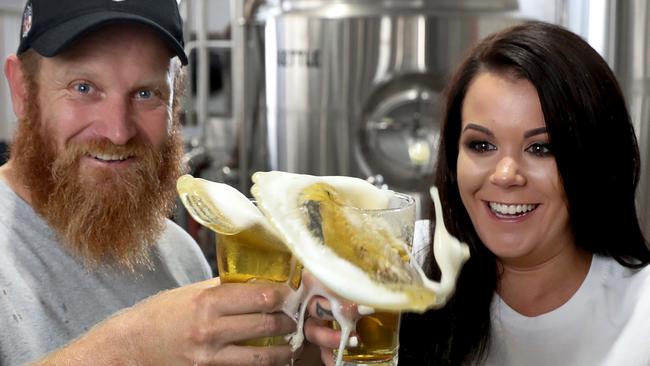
[333,311,400,363]
[176,174,302,347]
[216,223,302,346]
[216,224,301,287]
[325,191,415,366]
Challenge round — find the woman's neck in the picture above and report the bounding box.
[496,246,592,317]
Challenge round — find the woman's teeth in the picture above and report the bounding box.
[489,202,537,216]
[91,154,130,162]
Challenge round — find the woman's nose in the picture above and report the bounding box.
[489,156,526,187]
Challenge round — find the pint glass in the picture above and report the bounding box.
[332,192,416,365]
[215,202,302,346]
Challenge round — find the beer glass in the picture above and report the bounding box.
[177,175,300,346]
[215,201,302,346]
[332,192,416,365]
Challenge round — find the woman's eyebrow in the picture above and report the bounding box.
[524,127,548,138]
[462,123,493,137]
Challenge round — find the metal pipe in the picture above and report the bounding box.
[178,0,195,133]
[231,0,248,192]
[196,0,210,148]
[185,39,234,51]
[611,0,650,238]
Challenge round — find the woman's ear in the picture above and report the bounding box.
[4,54,30,120]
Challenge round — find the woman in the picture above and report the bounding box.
[306,21,650,365]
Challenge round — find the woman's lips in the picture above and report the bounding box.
[485,201,540,221]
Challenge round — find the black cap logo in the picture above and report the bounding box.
[21,3,33,38]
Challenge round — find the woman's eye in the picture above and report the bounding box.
[466,140,496,153]
[526,143,552,157]
[73,83,92,94]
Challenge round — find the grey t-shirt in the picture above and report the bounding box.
[0,180,212,365]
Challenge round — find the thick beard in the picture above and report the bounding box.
[11,87,184,270]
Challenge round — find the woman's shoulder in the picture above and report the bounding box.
[597,254,650,282]
[634,260,650,293]
[595,254,650,307]
[596,255,650,364]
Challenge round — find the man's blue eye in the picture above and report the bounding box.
[75,83,91,94]
[137,90,152,99]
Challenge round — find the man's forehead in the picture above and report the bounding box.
[36,54,175,95]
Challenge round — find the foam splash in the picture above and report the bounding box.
[281,275,358,366]
[176,173,471,366]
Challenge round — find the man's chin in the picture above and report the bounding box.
[77,165,137,189]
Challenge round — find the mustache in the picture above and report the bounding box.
[64,138,155,159]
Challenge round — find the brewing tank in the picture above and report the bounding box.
[607,0,650,238]
[258,0,523,217]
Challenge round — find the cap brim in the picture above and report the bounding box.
[29,11,188,65]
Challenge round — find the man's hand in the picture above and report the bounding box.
[34,278,298,366]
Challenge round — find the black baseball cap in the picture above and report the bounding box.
[17,0,188,65]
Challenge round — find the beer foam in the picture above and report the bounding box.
[177,172,471,366]
[279,185,470,366]
[198,178,263,228]
[252,171,468,312]
[428,186,472,305]
[177,175,276,234]
[282,275,358,366]
[251,171,394,210]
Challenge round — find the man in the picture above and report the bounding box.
[0,1,299,365]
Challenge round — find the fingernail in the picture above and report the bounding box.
[357,305,375,315]
[316,302,333,318]
[347,336,359,347]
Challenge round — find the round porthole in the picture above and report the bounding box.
[357,74,442,191]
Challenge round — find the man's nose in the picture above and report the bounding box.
[489,156,526,187]
[96,97,136,145]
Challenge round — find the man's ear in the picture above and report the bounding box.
[4,54,29,120]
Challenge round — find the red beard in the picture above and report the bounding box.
[10,90,185,270]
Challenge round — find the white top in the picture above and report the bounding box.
[485,254,650,366]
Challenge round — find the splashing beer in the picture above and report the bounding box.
[176,175,301,346]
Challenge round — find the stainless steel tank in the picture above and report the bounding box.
[258,0,523,217]
[607,0,650,238]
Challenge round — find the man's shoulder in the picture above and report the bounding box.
[0,179,23,217]
[0,180,52,249]
[156,219,212,280]
[161,218,196,243]
[158,219,204,256]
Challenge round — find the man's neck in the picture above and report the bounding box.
[497,246,592,317]
[0,160,34,205]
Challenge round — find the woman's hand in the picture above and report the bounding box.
[304,295,368,366]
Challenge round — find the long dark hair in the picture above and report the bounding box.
[399,21,650,365]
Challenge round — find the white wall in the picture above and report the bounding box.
[0,4,21,142]
[518,0,558,23]
[518,0,610,58]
